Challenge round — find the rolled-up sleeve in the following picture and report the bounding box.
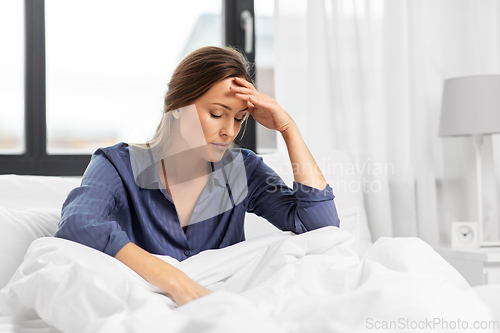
[54,150,131,257]
[246,156,340,233]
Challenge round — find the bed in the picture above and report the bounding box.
[0,150,499,333]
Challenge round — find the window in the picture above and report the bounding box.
[45,0,222,154]
[0,0,24,154]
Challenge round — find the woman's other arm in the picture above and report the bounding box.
[115,242,211,305]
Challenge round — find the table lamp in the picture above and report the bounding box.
[439,75,500,247]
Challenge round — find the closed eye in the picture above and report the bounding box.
[211,113,244,123]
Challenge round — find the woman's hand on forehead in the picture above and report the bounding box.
[229,77,294,133]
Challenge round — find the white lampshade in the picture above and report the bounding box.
[439,75,500,137]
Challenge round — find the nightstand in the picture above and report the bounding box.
[434,245,500,286]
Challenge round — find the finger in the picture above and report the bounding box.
[233,93,255,109]
[234,92,251,101]
[235,94,268,111]
[233,77,256,90]
[229,85,254,95]
[234,92,271,111]
[248,95,271,109]
[236,94,254,110]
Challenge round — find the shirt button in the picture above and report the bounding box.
[184,250,190,256]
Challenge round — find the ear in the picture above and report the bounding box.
[172,109,181,119]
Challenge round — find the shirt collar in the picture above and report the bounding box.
[130,145,232,191]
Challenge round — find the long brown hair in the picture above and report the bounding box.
[131,46,254,152]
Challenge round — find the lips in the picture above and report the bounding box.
[210,142,229,151]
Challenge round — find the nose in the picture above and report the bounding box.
[220,118,236,138]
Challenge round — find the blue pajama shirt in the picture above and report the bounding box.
[54,142,340,261]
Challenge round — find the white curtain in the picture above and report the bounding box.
[274,0,500,245]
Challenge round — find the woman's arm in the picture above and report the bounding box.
[115,242,212,305]
[280,123,327,190]
[55,151,210,306]
[231,77,338,232]
[230,77,327,190]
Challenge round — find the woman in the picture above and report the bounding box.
[55,46,340,306]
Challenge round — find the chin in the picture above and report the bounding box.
[199,145,225,163]
[209,150,225,163]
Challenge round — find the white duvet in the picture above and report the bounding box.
[0,227,498,333]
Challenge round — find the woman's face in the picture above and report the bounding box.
[192,77,249,162]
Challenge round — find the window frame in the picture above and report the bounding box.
[0,0,255,176]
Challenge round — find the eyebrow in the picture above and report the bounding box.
[212,102,248,113]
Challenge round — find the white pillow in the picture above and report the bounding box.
[337,207,359,252]
[254,150,373,254]
[244,213,281,240]
[0,174,82,210]
[0,206,61,289]
[304,150,373,252]
[337,207,373,256]
[245,207,369,256]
